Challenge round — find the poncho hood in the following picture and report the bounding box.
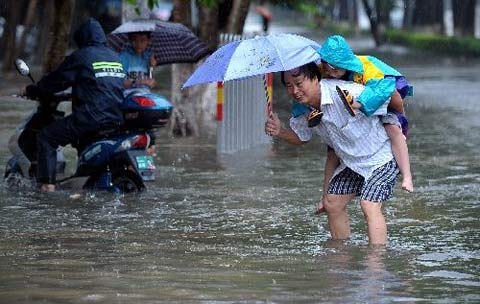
[318,35,363,74]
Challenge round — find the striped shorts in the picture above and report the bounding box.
[327,160,399,202]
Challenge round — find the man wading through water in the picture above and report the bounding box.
[265,62,400,245]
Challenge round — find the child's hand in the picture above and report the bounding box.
[144,78,156,88]
[150,55,157,67]
[146,145,156,157]
[314,197,326,215]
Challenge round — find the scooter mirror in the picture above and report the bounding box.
[14,59,30,76]
[14,58,35,83]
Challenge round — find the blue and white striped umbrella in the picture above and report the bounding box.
[108,19,211,65]
[182,33,321,88]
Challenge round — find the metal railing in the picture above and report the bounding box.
[216,33,271,154]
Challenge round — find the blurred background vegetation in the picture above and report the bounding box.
[1,0,479,74]
[1,0,479,135]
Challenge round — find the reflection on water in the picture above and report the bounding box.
[0,55,479,303]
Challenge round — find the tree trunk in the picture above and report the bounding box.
[454,0,475,36]
[43,0,74,73]
[475,0,480,38]
[375,0,390,28]
[412,0,442,32]
[199,3,219,50]
[34,0,54,65]
[169,0,198,136]
[226,0,250,35]
[1,1,22,72]
[402,0,415,30]
[172,0,192,28]
[169,0,251,136]
[348,0,359,35]
[18,0,39,58]
[338,0,351,21]
[443,0,454,36]
[196,4,220,120]
[361,0,383,46]
[218,0,233,32]
[170,64,201,136]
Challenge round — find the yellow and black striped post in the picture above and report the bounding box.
[216,81,224,121]
[263,73,273,117]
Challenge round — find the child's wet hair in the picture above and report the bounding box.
[281,62,321,86]
[128,31,151,40]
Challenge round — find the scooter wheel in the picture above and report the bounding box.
[112,170,145,193]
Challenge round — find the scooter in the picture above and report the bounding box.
[4,59,173,193]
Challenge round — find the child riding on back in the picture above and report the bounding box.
[305,35,414,192]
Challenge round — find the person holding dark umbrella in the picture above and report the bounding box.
[108,19,210,65]
[118,31,158,156]
[108,19,211,156]
[119,31,157,93]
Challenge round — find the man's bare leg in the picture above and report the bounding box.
[323,194,355,240]
[40,183,55,192]
[360,200,387,245]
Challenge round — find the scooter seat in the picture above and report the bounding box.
[74,122,124,153]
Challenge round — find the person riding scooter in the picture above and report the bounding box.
[24,17,125,192]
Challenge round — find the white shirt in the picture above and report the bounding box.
[290,79,394,180]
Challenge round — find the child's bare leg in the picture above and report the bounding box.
[389,90,405,114]
[385,124,414,192]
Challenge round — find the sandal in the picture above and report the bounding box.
[307,109,323,128]
[335,86,356,117]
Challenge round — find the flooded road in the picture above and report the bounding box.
[0,50,479,303]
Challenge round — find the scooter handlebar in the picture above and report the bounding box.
[23,87,72,104]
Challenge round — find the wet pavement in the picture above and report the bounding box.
[0,21,479,303]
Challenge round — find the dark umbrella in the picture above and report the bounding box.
[108,19,211,65]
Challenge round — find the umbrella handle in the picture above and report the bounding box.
[263,73,273,117]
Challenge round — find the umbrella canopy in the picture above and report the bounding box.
[108,19,211,65]
[182,33,321,88]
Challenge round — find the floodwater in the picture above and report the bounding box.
[0,51,479,303]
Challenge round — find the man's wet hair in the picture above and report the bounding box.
[128,31,151,40]
[280,62,321,86]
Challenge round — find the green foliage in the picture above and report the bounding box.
[267,0,332,11]
[386,29,480,57]
[124,0,221,11]
[198,0,222,7]
[147,0,156,9]
[124,0,159,10]
[323,23,355,37]
[298,2,317,13]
